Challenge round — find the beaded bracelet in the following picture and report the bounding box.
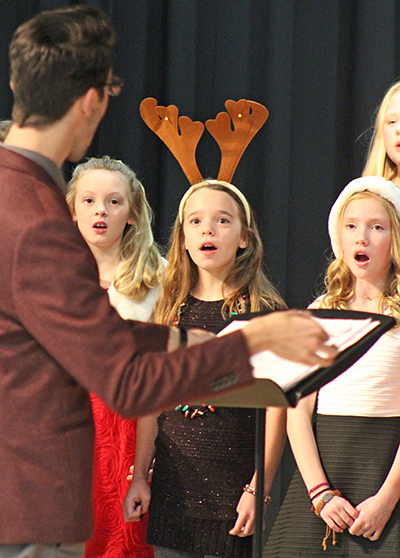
[243,484,272,505]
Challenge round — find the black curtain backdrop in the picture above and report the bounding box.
[1,0,400,308]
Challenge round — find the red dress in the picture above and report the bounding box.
[85,284,157,558]
[84,394,154,558]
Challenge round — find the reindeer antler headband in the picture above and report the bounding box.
[140,98,269,226]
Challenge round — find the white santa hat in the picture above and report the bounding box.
[328,176,400,257]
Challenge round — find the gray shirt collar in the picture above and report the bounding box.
[0,144,67,195]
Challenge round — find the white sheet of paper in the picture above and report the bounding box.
[218,317,379,390]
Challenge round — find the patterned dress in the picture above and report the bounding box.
[84,283,160,558]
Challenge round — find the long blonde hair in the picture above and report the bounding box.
[67,156,164,301]
[363,80,400,180]
[318,191,400,324]
[152,181,286,325]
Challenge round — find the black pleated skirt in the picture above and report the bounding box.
[263,414,400,557]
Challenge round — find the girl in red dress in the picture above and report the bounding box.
[67,156,164,558]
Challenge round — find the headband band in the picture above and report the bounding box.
[178,180,252,227]
[328,176,400,257]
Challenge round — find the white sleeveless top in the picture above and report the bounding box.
[317,326,400,417]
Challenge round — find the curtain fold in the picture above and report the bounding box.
[1,0,399,306]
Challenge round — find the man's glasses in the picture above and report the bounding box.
[102,75,125,97]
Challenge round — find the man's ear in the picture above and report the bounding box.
[79,88,100,117]
[9,80,15,92]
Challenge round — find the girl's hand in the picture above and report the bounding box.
[349,494,395,540]
[319,495,358,532]
[229,491,256,537]
[122,476,151,522]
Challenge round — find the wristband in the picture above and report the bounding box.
[179,326,188,349]
[311,487,332,503]
[314,489,341,518]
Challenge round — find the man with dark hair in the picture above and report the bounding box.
[9,5,115,126]
[0,5,335,558]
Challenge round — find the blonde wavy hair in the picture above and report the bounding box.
[363,80,400,180]
[67,156,164,301]
[152,181,286,325]
[318,191,400,324]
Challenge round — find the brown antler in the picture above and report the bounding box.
[205,100,269,183]
[140,98,204,185]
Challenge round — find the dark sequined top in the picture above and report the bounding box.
[147,295,256,558]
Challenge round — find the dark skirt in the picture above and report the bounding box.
[263,414,400,557]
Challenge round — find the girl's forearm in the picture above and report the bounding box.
[287,393,329,491]
[263,406,287,494]
[376,443,400,509]
[133,414,158,479]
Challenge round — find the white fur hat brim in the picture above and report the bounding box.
[328,176,400,257]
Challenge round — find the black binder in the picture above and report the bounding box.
[192,309,396,408]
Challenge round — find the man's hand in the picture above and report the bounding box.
[242,310,338,366]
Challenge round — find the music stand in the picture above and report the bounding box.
[191,309,395,558]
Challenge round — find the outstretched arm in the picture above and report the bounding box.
[229,406,287,537]
[287,393,358,533]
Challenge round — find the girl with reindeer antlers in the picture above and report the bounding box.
[122,99,288,558]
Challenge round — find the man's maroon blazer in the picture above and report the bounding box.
[0,147,254,543]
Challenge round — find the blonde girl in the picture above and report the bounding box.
[264,176,400,557]
[67,155,164,558]
[123,179,287,558]
[363,80,400,186]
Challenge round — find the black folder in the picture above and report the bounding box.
[191,309,396,408]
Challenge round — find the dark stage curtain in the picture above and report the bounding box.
[1,0,400,308]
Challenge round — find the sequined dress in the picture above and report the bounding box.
[146,295,256,558]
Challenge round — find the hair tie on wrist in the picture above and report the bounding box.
[179,326,188,349]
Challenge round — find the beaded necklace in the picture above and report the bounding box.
[174,293,247,419]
